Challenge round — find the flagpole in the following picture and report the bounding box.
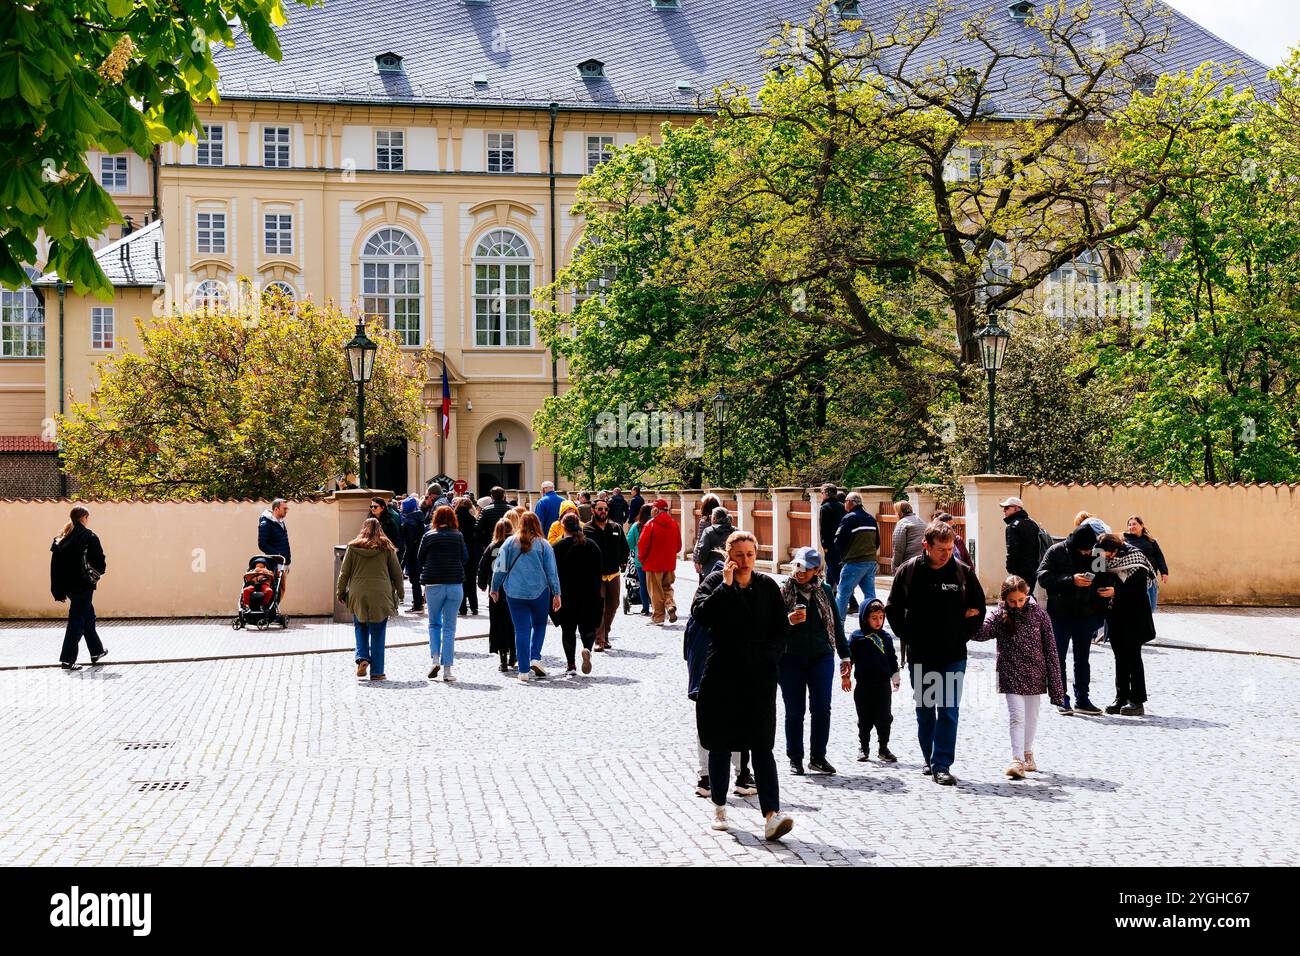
[439,352,446,477]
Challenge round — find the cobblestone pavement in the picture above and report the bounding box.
[1,575,1296,866]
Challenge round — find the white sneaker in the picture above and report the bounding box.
[530,660,546,678]
[517,671,531,683]
[764,812,794,841]
[565,666,577,678]
[442,666,456,683]
[711,806,729,831]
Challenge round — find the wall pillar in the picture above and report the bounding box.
[333,489,376,545]
[772,487,802,570]
[854,486,896,518]
[906,484,942,522]
[680,489,704,559]
[961,474,1026,600]
[806,486,824,552]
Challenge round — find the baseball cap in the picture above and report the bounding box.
[790,547,823,572]
[652,498,670,511]
[998,496,1024,508]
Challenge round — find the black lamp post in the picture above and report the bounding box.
[585,417,598,491]
[974,314,1011,473]
[343,321,378,487]
[494,431,507,488]
[711,388,730,486]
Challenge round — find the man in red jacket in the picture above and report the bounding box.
[638,498,682,625]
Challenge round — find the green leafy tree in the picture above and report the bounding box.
[0,0,317,297]
[57,298,430,498]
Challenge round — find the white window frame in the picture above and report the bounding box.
[90,306,115,350]
[473,229,533,348]
[263,212,293,256]
[196,124,225,166]
[585,135,614,174]
[99,156,129,192]
[196,212,226,255]
[0,282,45,358]
[487,132,516,173]
[192,279,228,310]
[375,129,405,171]
[263,126,291,168]
[262,281,296,307]
[361,228,423,347]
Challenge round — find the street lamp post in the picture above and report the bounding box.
[974,314,1011,473]
[585,417,598,491]
[343,321,378,488]
[494,431,507,489]
[711,388,730,486]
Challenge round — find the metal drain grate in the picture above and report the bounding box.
[121,741,174,751]
[134,780,191,793]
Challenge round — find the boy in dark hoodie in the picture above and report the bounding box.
[843,599,901,763]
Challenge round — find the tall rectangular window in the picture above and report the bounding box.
[376,129,405,171]
[99,156,128,192]
[263,126,291,167]
[264,213,293,255]
[586,135,614,174]
[487,132,515,173]
[0,285,44,358]
[196,212,226,254]
[91,307,115,350]
[196,125,225,166]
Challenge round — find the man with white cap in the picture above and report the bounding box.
[1001,496,1046,588]
[778,547,848,776]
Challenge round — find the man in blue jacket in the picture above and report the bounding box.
[257,498,291,598]
[832,491,880,622]
[534,480,564,535]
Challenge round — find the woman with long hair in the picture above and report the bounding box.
[1096,533,1158,717]
[417,505,469,682]
[625,504,653,615]
[478,510,522,671]
[1124,516,1169,611]
[50,506,108,670]
[456,495,480,617]
[336,516,404,681]
[550,512,604,676]
[491,511,562,682]
[693,494,722,578]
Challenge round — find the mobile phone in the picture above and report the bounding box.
[1083,572,1096,581]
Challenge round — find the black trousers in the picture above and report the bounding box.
[459,556,479,613]
[560,622,596,668]
[709,749,779,817]
[1110,634,1147,704]
[854,676,893,751]
[407,565,424,608]
[61,590,105,665]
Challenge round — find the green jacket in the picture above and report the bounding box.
[336,543,405,623]
[783,581,849,661]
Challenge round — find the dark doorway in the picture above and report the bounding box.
[477,463,520,497]
[373,440,409,494]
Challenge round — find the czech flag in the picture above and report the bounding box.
[440,361,452,439]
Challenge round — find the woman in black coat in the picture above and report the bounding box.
[692,531,797,841]
[477,514,518,671]
[456,497,479,616]
[550,513,605,676]
[49,506,108,670]
[1096,534,1156,716]
[370,497,402,553]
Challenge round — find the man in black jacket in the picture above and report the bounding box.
[1000,496,1043,586]
[607,487,629,526]
[476,486,512,551]
[584,498,631,651]
[818,483,846,598]
[884,522,986,786]
[627,487,645,526]
[1037,523,1116,716]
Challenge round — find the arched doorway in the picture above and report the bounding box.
[476,419,533,497]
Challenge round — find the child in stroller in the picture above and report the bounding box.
[242,559,275,610]
[233,554,288,629]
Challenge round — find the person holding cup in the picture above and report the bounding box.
[777,547,848,776]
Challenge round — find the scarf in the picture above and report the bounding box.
[781,575,837,653]
[1105,544,1155,583]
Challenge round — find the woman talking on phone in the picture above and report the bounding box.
[691,531,798,841]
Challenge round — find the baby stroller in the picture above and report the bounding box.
[622,565,642,615]
[232,554,289,630]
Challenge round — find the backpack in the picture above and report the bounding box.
[1036,524,1054,565]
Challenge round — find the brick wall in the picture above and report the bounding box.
[0,453,78,499]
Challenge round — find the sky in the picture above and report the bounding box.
[1166,0,1300,66]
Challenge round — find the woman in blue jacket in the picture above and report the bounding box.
[491,511,562,682]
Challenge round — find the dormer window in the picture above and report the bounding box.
[834,0,861,14]
[1008,1,1034,20]
[650,0,680,8]
[376,52,403,74]
[577,59,605,79]
[1136,72,1157,95]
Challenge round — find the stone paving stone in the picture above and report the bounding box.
[0,582,1296,865]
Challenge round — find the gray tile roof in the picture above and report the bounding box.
[210,0,1272,114]
[37,219,164,288]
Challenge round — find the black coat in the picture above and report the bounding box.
[50,525,105,600]
[627,494,646,524]
[476,501,513,550]
[1004,510,1042,584]
[477,542,515,653]
[607,494,629,526]
[1124,534,1168,576]
[1038,525,1111,620]
[400,512,425,577]
[1097,547,1156,644]
[377,508,403,558]
[692,570,790,753]
[582,520,630,575]
[819,498,846,554]
[550,535,605,635]
[417,529,468,585]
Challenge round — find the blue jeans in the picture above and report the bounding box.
[424,583,461,666]
[1147,580,1159,612]
[636,568,650,613]
[507,591,551,675]
[1049,612,1099,705]
[778,654,835,762]
[835,560,877,623]
[353,617,388,676]
[909,659,966,773]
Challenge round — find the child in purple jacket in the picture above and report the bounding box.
[973,575,1065,779]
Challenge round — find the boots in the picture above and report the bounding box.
[498,651,509,673]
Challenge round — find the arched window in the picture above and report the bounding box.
[262,281,296,308]
[361,227,422,346]
[0,270,45,357]
[473,229,533,347]
[979,240,1012,305]
[192,279,228,310]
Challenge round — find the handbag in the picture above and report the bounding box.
[81,548,102,586]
